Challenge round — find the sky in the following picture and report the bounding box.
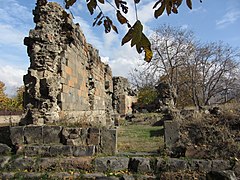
[0,0,239,96]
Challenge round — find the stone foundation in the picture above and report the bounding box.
[0,125,117,156]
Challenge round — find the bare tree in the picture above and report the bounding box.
[130,25,196,106]
[130,25,240,108]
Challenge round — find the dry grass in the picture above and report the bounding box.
[117,124,164,153]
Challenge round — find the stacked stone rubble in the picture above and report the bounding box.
[21,0,113,126]
[112,77,137,115]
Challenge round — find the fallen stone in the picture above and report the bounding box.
[211,160,231,171]
[129,157,153,173]
[24,126,43,144]
[167,158,188,172]
[95,156,129,172]
[188,159,212,172]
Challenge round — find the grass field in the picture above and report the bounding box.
[117,124,164,153]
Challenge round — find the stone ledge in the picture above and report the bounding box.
[0,156,238,179]
[0,125,117,155]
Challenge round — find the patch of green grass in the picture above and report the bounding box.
[117,124,164,153]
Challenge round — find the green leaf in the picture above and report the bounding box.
[65,0,77,9]
[131,20,143,47]
[186,0,192,9]
[116,11,128,24]
[122,29,134,46]
[154,2,165,18]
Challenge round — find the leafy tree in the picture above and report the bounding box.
[0,81,9,111]
[0,82,24,112]
[130,25,240,108]
[61,0,202,62]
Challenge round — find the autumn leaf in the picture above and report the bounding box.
[98,0,104,4]
[134,0,140,4]
[186,0,192,9]
[122,29,134,45]
[154,1,165,18]
[116,11,128,24]
[65,0,77,9]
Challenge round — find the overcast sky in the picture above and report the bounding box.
[0,0,240,96]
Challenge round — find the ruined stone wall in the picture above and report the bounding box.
[21,0,113,126]
[113,77,137,115]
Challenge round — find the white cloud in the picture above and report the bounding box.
[0,65,26,96]
[0,24,25,46]
[216,9,240,28]
[0,0,32,26]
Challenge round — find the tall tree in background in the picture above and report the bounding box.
[0,81,24,112]
[131,25,196,106]
[0,81,9,111]
[130,25,240,108]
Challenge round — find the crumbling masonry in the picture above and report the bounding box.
[21,0,136,126]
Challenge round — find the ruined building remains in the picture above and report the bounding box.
[21,0,136,126]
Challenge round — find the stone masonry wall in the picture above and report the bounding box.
[113,77,137,115]
[21,0,113,126]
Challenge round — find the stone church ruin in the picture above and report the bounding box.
[21,0,136,126]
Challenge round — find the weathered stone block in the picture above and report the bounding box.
[24,126,43,144]
[100,129,117,155]
[211,160,231,171]
[129,157,153,173]
[164,121,180,149]
[49,145,72,157]
[167,158,188,172]
[21,145,50,157]
[60,157,93,170]
[188,159,212,172]
[95,156,129,172]
[35,157,60,171]
[72,145,95,156]
[0,144,11,155]
[10,126,24,145]
[42,126,62,144]
[10,157,35,171]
